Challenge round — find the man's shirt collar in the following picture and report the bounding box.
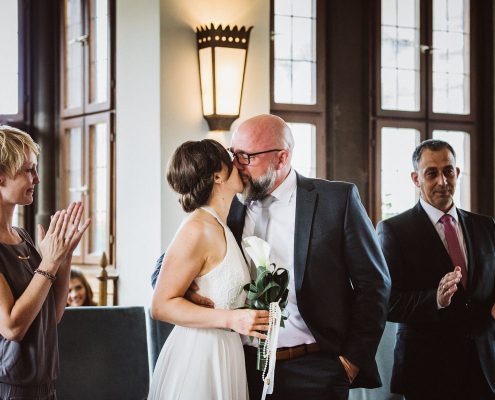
[420,197,459,225]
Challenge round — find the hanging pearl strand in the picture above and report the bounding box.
[262,302,279,384]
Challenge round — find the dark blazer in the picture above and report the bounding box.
[377,202,495,394]
[152,174,391,388]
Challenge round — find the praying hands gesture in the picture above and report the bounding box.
[38,202,91,321]
[436,266,462,308]
[38,202,90,274]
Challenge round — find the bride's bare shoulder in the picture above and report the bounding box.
[175,209,220,245]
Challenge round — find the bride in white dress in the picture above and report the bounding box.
[148,139,268,400]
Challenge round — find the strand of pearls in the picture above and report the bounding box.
[262,302,278,384]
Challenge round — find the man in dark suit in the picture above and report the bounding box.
[377,139,495,400]
[152,114,390,400]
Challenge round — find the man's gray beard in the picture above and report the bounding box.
[237,165,277,203]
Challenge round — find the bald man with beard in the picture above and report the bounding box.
[153,115,391,400]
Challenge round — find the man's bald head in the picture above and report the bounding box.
[230,114,294,202]
[233,114,294,153]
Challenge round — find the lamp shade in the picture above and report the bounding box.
[196,24,253,131]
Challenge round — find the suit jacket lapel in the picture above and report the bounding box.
[227,197,246,248]
[294,174,317,292]
[414,202,453,276]
[457,209,475,287]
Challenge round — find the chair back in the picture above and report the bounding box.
[146,309,174,372]
[57,306,149,400]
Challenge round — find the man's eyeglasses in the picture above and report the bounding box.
[228,148,283,165]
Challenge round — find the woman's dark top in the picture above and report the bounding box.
[0,227,58,385]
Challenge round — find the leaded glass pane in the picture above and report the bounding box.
[66,126,84,256]
[89,0,109,104]
[288,123,316,178]
[380,0,420,111]
[432,0,470,114]
[65,0,85,109]
[273,0,316,104]
[381,127,420,219]
[89,122,109,256]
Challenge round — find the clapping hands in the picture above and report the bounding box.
[38,202,90,274]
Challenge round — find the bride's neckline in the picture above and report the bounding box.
[200,206,226,225]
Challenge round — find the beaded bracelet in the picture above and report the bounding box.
[34,269,56,283]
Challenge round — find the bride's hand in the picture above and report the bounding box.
[228,309,269,339]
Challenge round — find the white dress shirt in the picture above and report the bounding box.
[419,198,468,268]
[242,169,316,347]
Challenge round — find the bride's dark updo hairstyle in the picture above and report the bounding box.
[167,139,233,212]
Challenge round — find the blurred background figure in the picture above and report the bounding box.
[67,268,96,307]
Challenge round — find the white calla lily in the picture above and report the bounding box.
[243,236,271,269]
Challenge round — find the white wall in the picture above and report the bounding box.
[116,0,162,306]
[116,0,270,305]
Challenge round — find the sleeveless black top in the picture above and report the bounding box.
[0,227,58,385]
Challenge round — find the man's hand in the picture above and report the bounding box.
[491,303,495,320]
[437,266,462,308]
[339,355,359,383]
[185,282,214,308]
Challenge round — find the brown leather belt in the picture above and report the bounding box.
[276,343,320,361]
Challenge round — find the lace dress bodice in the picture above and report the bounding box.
[194,207,251,310]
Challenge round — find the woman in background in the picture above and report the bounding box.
[0,125,90,399]
[67,268,96,307]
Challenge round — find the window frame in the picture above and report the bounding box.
[373,0,427,119]
[371,0,479,223]
[60,0,114,118]
[59,112,115,265]
[425,0,477,123]
[270,0,327,179]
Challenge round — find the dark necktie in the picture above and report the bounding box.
[439,214,468,288]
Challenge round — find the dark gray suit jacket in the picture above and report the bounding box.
[377,202,495,394]
[152,174,391,388]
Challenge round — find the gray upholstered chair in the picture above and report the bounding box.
[146,308,174,372]
[57,306,150,400]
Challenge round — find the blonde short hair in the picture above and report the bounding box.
[0,126,40,178]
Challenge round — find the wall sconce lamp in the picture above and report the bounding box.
[196,24,253,131]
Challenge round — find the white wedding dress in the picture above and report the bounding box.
[148,207,251,400]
